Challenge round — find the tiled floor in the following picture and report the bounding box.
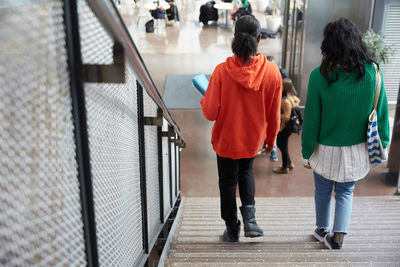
[120,2,397,197]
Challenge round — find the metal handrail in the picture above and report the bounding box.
[85,0,184,142]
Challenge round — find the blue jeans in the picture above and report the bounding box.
[272,144,277,153]
[314,172,356,233]
[270,142,278,158]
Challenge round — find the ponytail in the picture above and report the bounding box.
[231,15,261,65]
[231,32,258,65]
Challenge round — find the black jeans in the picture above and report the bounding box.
[277,128,292,168]
[217,155,255,224]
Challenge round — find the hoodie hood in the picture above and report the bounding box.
[225,53,268,91]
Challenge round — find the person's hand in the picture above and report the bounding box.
[263,144,274,154]
[302,158,311,169]
[303,163,312,169]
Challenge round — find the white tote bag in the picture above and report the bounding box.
[367,63,387,167]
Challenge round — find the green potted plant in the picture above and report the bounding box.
[362,29,395,64]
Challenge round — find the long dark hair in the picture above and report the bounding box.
[282,78,295,97]
[320,18,376,85]
[231,15,261,65]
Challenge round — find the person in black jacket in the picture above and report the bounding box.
[166,0,180,22]
[199,1,218,25]
[232,0,252,21]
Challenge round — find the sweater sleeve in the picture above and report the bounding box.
[302,71,321,159]
[264,70,282,147]
[377,69,390,148]
[200,68,221,121]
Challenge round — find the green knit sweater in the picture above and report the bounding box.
[302,63,390,159]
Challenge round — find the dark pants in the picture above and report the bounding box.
[217,155,255,224]
[277,128,292,168]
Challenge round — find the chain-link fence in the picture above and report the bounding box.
[0,0,183,266]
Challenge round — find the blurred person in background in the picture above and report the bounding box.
[273,78,299,174]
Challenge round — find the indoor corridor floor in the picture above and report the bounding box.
[119,2,397,198]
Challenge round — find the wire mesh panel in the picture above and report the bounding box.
[0,1,87,266]
[78,1,143,265]
[162,119,171,218]
[170,135,177,204]
[78,1,114,65]
[143,90,161,243]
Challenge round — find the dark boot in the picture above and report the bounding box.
[223,220,240,242]
[240,205,264,237]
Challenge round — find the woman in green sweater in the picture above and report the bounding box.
[301,18,390,249]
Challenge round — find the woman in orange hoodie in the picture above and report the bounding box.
[200,15,282,242]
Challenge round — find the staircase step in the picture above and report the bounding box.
[165,197,400,266]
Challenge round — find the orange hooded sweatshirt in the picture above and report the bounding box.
[200,54,282,159]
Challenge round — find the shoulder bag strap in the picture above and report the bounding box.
[372,63,382,111]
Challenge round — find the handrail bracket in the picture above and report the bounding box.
[83,42,125,83]
[143,115,163,127]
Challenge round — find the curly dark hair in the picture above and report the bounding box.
[320,18,376,85]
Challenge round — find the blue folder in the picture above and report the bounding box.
[192,74,209,96]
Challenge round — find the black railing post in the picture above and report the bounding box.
[175,137,178,198]
[157,108,165,223]
[178,144,181,193]
[63,0,99,266]
[137,81,149,253]
[168,125,173,207]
